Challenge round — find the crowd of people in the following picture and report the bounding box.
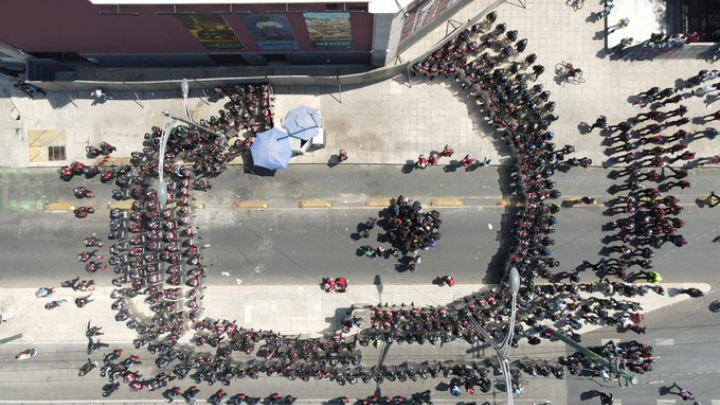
[407,10,711,402]
[415,144,491,171]
[584,72,720,291]
[357,198,442,273]
[32,11,709,405]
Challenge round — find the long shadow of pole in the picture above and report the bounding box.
[374,274,383,305]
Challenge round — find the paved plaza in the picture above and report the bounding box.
[2,1,719,169]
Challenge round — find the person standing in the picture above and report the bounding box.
[706,191,720,207]
[612,37,633,54]
[591,390,615,405]
[668,382,695,401]
[589,115,608,132]
[608,18,630,33]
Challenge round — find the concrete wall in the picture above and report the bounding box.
[370,13,395,67]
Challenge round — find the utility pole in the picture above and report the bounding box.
[467,267,521,405]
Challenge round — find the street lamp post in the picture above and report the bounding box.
[156,110,232,206]
[156,116,177,207]
[181,78,191,121]
[467,266,521,405]
[162,111,228,140]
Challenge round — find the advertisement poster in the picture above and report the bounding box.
[176,14,244,51]
[243,14,297,50]
[400,0,462,44]
[303,12,352,49]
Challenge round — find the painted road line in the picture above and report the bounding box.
[655,338,675,346]
[44,203,75,212]
[236,200,268,209]
[108,201,133,210]
[562,196,600,208]
[657,399,676,405]
[431,198,464,207]
[496,197,524,207]
[299,199,332,208]
[711,400,720,405]
[365,198,392,208]
[104,157,131,166]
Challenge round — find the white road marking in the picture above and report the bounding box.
[244,304,253,323]
[657,400,676,405]
[655,338,675,346]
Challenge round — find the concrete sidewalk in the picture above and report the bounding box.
[0,283,709,343]
[1,0,720,171]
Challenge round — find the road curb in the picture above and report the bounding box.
[43,203,74,212]
[365,198,392,208]
[236,200,268,209]
[431,198,464,207]
[299,199,332,208]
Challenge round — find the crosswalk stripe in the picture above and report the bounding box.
[711,400,720,405]
[655,338,675,346]
[657,399,676,405]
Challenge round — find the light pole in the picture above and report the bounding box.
[181,78,191,121]
[467,266,521,405]
[156,116,178,207]
[162,111,228,140]
[156,110,232,206]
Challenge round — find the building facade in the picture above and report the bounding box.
[0,0,472,76]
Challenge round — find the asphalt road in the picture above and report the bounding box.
[0,164,719,405]
[1,165,718,287]
[568,290,720,405]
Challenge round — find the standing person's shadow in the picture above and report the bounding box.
[327,155,341,168]
[401,160,415,174]
[443,160,460,172]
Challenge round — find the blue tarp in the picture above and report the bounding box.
[284,105,322,141]
[250,128,293,170]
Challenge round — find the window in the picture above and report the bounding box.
[325,4,340,10]
[48,146,66,161]
[348,4,367,11]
